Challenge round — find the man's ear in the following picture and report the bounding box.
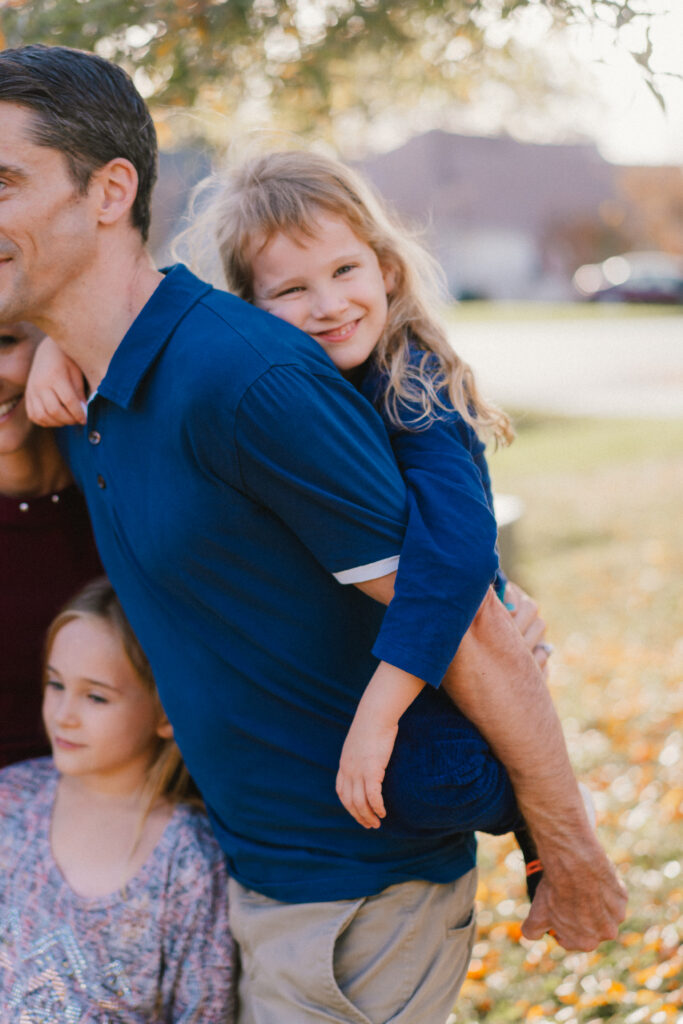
[156,714,174,741]
[92,158,139,229]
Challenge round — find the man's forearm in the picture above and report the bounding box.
[443,588,591,856]
[440,588,626,950]
[357,575,626,949]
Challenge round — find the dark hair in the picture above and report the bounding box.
[0,44,157,241]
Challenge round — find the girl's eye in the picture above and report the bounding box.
[45,678,64,691]
[0,333,20,349]
[276,285,304,298]
[88,693,109,705]
[334,264,356,277]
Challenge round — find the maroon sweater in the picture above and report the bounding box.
[0,484,102,767]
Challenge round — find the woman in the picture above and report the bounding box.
[0,321,101,767]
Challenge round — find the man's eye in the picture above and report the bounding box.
[276,286,304,297]
[0,334,20,349]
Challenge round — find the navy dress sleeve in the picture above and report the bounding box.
[364,364,502,687]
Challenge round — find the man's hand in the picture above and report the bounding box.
[26,335,87,426]
[523,835,627,951]
[504,581,551,679]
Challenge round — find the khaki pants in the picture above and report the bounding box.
[228,868,477,1024]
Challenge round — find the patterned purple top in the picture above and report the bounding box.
[0,759,235,1023]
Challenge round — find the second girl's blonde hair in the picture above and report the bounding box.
[44,577,201,820]
[176,146,513,444]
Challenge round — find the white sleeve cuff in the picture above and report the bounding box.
[333,555,400,585]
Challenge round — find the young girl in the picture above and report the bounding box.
[25,149,557,896]
[0,577,235,1023]
[176,147,557,894]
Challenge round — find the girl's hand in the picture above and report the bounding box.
[504,581,552,679]
[26,336,87,426]
[336,710,396,829]
[335,661,424,830]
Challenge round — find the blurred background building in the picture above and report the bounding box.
[357,131,683,301]
[151,130,682,302]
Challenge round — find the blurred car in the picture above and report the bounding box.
[573,251,683,304]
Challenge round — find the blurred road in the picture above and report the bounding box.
[448,313,683,418]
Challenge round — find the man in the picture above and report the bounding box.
[0,44,626,1023]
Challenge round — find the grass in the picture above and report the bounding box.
[490,416,683,480]
[450,416,683,1024]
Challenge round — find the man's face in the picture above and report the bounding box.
[0,103,98,324]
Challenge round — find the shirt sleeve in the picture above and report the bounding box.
[161,817,236,1022]
[234,365,408,576]
[372,410,501,687]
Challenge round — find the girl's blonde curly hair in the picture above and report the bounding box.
[175,145,513,445]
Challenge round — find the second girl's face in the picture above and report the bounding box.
[43,616,168,793]
[250,213,394,376]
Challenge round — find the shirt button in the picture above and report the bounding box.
[97,474,106,489]
[88,430,101,445]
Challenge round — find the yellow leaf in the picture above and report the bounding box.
[467,959,486,981]
[635,989,659,1005]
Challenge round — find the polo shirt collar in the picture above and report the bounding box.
[96,264,212,409]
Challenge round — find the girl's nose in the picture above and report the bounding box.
[311,286,349,319]
[54,695,80,727]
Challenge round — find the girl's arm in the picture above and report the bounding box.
[354,575,626,953]
[336,661,424,829]
[337,581,552,830]
[25,335,87,426]
[337,411,500,826]
[370,411,502,688]
[338,407,554,827]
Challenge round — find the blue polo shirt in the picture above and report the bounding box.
[61,265,476,902]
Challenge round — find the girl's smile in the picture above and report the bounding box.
[53,736,87,751]
[313,318,362,344]
[250,213,394,376]
[0,324,41,457]
[0,394,22,419]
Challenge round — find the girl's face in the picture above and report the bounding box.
[0,322,42,459]
[43,616,171,793]
[250,213,394,376]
